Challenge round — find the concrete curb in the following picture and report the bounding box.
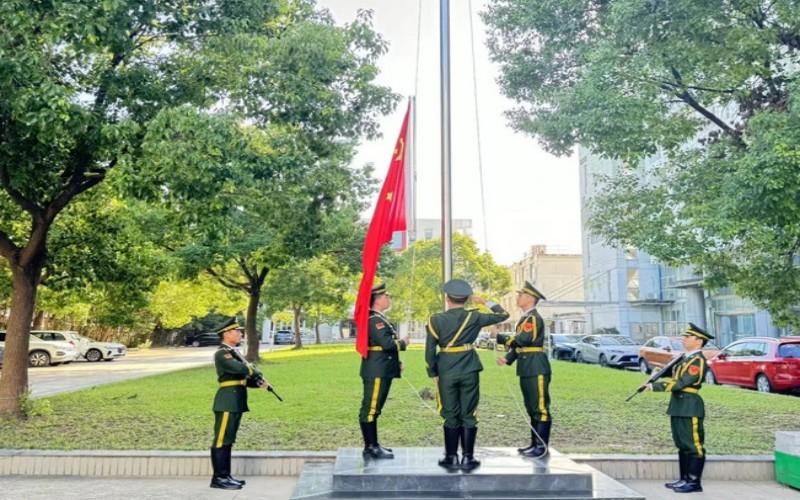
[0,450,774,481]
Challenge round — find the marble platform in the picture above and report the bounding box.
[290,448,645,499]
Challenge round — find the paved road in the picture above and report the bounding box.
[25,343,288,398]
[25,346,218,397]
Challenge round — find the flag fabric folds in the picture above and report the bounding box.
[354,103,410,358]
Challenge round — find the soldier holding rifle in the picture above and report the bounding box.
[210,318,274,490]
[639,323,714,494]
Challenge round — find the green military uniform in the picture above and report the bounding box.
[209,318,267,490]
[426,303,509,428]
[651,322,713,493]
[426,279,509,470]
[359,283,406,459]
[213,343,263,447]
[502,308,551,422]
[497,280,552,458]
[359,308,406,422]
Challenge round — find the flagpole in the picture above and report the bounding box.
[408,96,417,246]
[440,0,453,284]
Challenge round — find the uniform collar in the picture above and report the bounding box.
[521,307,536,317]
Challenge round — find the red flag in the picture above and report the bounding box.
[354,104,410,357]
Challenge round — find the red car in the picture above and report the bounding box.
[638,336,720,375]
[706,337,800,393]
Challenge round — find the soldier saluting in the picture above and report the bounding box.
[426,279,509,470]
[496,281,552,459]
[358,283,410,459]
[210,318,272,490]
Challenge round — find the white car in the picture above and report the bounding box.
[0,331,78,367]
[31,330,127,362]
[77,335,127,362]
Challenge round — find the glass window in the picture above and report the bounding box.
[743,342,767,356]
[723,342,747,357]
[670,340,683,350]
[627,269,640,301]
[778,343,800,358]
[644,339,657,348]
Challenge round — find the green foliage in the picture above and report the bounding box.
[388,234,512,322]
[263,253,357,340]
[148,276,248,329]
[19,391,53,419]
[1,346,794,454]
[484,0,800,325]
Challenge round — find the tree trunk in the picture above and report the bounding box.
[0,261,44,418]
[32,310,45,329]
[292,305,304,348]
[244,288,261,362]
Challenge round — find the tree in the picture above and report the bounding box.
[262,254,356,347]
[483,0,800,325]
[388,233,512,323]
[0,0,395,416]
[123,5,397,361]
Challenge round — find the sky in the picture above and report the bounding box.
[317,0,582,266]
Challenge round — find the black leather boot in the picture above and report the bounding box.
[438,426,460,469]
[210,447,242,490]
[460,427,481,471]
[223,445,246,486]
[522,420,551,459]
[665,452,688,489]
[361,421,394,459]
[673,455,704,493]
[517,424,538,454]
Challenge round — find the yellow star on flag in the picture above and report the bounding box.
[385,192,393,201]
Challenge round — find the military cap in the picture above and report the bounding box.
[517,281,546,301]
[443,279,473,298]
[683,322,714,341]
[371,283,388,295]
[214,317,240,337]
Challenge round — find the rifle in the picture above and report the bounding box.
[626,353,684,402]
[229,347,283,402]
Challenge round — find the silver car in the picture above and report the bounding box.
[77,335,127,362]
[0,331,78,367]
[32,330,126,362]
[574,334,640,368]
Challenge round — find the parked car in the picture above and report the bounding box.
[0,345,4,367]
[0,331,78,367]
[574,334,640,368]
[31,330,126,362]
[273,330,294,345]
[474,332,496,350]
[185,332,222,347]
[638,336,721,374]
[548,333,583,361]
[78,335,127,362]
[705,337,800,393]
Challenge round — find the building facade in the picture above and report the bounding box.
[501,245,585,335]
[579,147,791,346]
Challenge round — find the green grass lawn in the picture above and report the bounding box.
[1,344,795,454]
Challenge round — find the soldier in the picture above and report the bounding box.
[495,281,551,459]
[426,279,509,470]
[210,318,271,490]
[359,283,410,459]
[644,323,714,494]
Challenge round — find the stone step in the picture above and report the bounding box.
[291,448,645,499]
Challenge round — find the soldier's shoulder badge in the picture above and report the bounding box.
[224,354,233,359]
[523,322,533,332]
[688,365,700,376]
[376,322,385,329]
